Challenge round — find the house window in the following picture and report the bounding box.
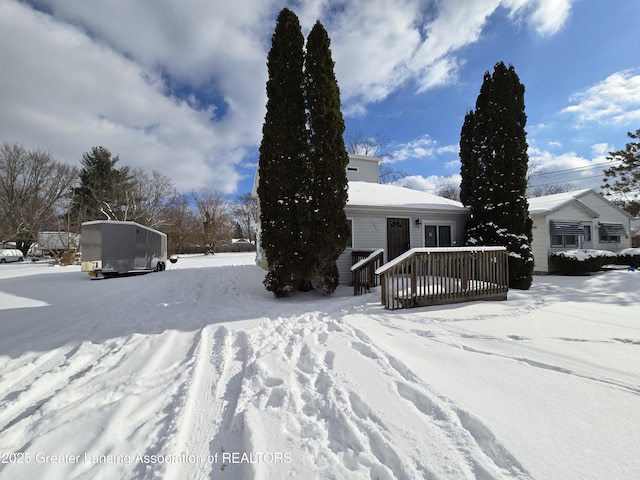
[583,224,592,242]
[549,220,583,247]
[565,235,578,247]
[599,223,626,243]
[424,225,452,247]
[551,234,578,247]
[346,219,353,248]
[347,166,359,172]
[438,225,452,246]
[600,234,620,243]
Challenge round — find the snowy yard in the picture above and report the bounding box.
[0,253,638,480]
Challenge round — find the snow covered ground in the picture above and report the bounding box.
[0,253,638,480]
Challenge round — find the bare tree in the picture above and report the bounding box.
[191,188,233,254]
[528,183,577,197]
[345,130,406,184]
[125,168,175,229]
[345,130,389,157]
[161,192,201,254]
[378,165,407,184]
[0,143,77,254]
[436,178,461,201]
[231,193,257,242]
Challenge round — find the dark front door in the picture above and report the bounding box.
[387,218,410,260]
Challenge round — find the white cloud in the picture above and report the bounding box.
[387,135,437,163]
[445,159,462,170]
[562,70,640,126]
[591,143,612,157]
[504,0,573,36]
[0,1,256,192]
[527,146,610,192]
[385,135,460,166]
[395,174,461,194]
[437,144,459,155]
[0,0,575,192]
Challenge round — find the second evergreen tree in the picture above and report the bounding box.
[304,21,350,294]
[459,62,534,289]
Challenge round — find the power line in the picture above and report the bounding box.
[529,159,622,178]
[527,173,605,189]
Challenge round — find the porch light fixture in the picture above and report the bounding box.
[415,219,421,227]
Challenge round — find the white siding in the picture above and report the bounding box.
[346,156,381,183]
[530,214,549,273]
[338,207,468,284]
[530,191,632,273]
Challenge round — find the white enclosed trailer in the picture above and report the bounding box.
[81,221,167,278]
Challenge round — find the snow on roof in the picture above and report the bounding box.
[527,189,594,215]
[347,181,466,211]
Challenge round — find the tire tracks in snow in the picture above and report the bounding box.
[407,326,640,398]
[0,341,113,439]
[451,341,640,397]
[160,325,250,480]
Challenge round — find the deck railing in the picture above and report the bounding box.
[375,247,509,310]
[350,249,384,296]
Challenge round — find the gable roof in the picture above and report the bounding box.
[347,181,467,211]
[528,189,599,216]
[527,188,635,218]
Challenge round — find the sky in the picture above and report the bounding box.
[1,0,639,198]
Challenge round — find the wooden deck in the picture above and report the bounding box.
[375,247,509,310]
[351,249,384,296]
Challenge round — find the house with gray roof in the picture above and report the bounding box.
[254,155,470,285]
[527,189,633,273]
[339,157,469,283]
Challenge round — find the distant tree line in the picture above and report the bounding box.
[0,143,257,257]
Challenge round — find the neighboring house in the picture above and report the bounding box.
[254,155,470,285]
[631,217,640,248]
[29,231,81,257]
[528,189,633,273]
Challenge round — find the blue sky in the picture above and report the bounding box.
[1,0,639,198]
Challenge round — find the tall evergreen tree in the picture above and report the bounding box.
[71,146,132,223]
[459,111,476,207]
[304,21,350,294]
[257,8,308,296]
[460,62,534,289]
